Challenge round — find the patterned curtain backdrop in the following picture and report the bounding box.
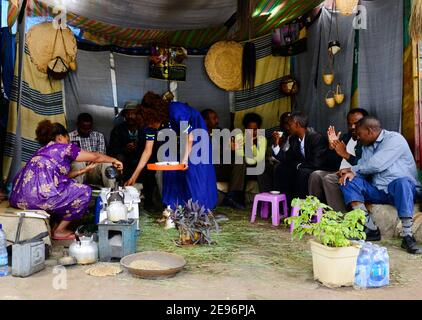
[357,0,403,132]
[233,34,291,133]
[7,0,19,28]
[293,7,356,134]
[7,0,325,48]
[402,0,418,158]
[0,27,16,100]
[2,41,65,181]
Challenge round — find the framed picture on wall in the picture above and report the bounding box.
[149,46,187,81]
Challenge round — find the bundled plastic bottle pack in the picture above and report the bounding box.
[0,224,8,277]
[354,241,389,288]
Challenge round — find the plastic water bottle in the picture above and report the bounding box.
[380,247,390,286]
[94,196,103,224]
[368,247,389,287]
[0,224,8,277]
[354,246,371,288]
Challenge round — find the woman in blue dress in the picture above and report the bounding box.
[125,91,217,212]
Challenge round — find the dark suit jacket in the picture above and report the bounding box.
[325,132,364,171]
[270,136,290,163]
[107,123,145,159]
[285,128,328,171]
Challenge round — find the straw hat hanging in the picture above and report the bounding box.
[27,22,77,74]
[205,41,243,91]
[336,0,359,16]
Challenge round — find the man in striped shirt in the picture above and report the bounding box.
[69,113,112,187]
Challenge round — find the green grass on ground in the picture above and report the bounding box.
[137,207,313,277]
[136,207,415,286]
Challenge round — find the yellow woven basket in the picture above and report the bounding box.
[205,41,243,91]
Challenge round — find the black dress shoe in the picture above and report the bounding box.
[365,227,381,242]
[222,196,246,210]
[401,235,422,254]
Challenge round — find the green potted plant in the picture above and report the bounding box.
[285,196,366,288]
[170,199,219,245]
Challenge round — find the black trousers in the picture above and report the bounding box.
[275,164,315,207]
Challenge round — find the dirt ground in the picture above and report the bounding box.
[1,209,422,300]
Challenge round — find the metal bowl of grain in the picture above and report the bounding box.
[120,251,186,279]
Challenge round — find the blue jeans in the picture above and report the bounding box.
[340,176,416,218]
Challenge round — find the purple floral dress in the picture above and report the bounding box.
[9,142,92,221]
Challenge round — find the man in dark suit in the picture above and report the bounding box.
[275,111,328,205]
[108,102,158,212]
[270,111,292,163]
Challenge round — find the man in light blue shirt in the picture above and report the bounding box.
[340,116,422,254]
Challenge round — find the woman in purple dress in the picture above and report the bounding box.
[9,120,123,240]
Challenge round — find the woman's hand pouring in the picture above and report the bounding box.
[112,159,124,172]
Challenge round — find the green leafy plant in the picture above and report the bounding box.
[285,196,366,247]
[170,199,220,245]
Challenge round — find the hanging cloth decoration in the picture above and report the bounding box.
[272,21,308,56]
[149,45,187,81]
[242,42,256,90]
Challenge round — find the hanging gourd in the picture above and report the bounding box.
[328,1,341,56]
[334,84,345,105]
[280,75,299,96]
[325,90,336,108]
[69,60,77,72]
[322,59,335,85]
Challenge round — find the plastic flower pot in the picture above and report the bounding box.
[310,240,360,288]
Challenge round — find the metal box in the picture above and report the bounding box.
[12,241,45,277]
[98,219,137,262]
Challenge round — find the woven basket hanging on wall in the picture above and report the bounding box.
[205,41,243,91]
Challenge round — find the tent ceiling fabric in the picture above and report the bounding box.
[20,0,324,48]
[39,0,237,30]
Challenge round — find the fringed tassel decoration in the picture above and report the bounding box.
[242,42,256,90]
